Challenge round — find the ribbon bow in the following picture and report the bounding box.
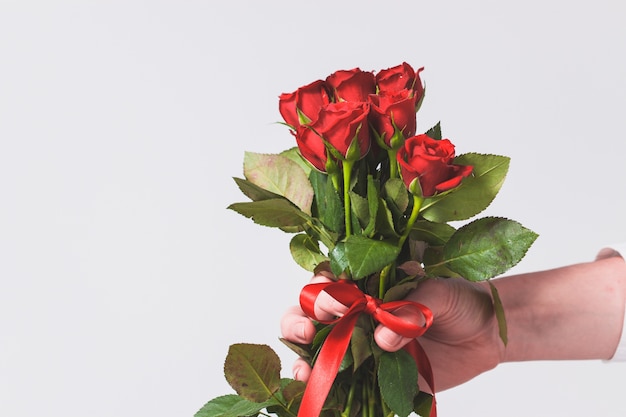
[298,280,436,417]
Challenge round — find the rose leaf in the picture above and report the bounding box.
[342,235,400,279]
[378,350,418,417]
[289,234,328,272]
[443,217,538,281]
[421,153,510,222]
[228,199,309,229]
[224,343,282,403]
[194,394,278,417]
[244,152,314,215]
[424,121,442,140]
[410,219,456,246]
[232,177,283,202]
[489,280,508,345]
[309,169,344,233]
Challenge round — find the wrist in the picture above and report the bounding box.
[497,256,626,363]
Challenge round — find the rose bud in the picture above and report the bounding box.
[296,101,371,169]
[369,89,417,149]
[294,124,329,172]
[397,134,473,197]
[326,68,376,103]
[279,79,331,128]
[376,63,425,109]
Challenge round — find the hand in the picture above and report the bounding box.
[280,273,504,392]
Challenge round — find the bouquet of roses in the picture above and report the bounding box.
[196,63,537,417]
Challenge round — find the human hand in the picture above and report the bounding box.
[280,273,504,391]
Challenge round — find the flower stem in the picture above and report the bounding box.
[379,195,423,299]
[340,379,357,417]
[342,160,354,238]
[378,263,392,300]
[398,194,423,249]
[387,148,399,179]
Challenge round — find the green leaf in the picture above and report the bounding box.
[489,280,508,345]
[224,343,282,403]
[233,177,283,202]
[289,234,328,271]
[279,338,312,361]
[410,219,456,246]
[383,279,419,303]
[378,350,418,417]
[421,153,510,222]
[443,217,538,281]
[350,324,373,371]
[280,147,312,178]
[194,395,241,417]
[309,169,344,233]
[244,151,314,215]
[341,235,401,279]
[424,121,442,140]
[413,392,434,417]
[364,176,380,236]
[194,394,276,417]
[349,191,370,230]
[329,241,349,277]
[383,178,409,214]
[228,199,309,228]
[375,198,400,239]
[350,176,381,237]
[282,379,306,405]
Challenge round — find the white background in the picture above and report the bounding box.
[1,1,625,416]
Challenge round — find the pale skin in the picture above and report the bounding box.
[280,251,626,392]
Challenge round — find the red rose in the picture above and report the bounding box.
[369,89,417,148]
[279,80,330,127]
[376,63,425,104]
[326,68,376,102]
[294,125,328,172]
[397,134,473,197]
[296,101,371,170]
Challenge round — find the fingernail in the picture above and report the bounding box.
[379,329,403,348]
[297,322,307,343]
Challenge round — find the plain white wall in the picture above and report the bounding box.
[1,1,625,416]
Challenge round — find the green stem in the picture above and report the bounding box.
[368,376,376,417]
[268,391,298,417]
[342,160,354,238]
[378,195,423,299]
[378,263,392,300]
[306,219,336,251]
[340,379,357,417]
[362,378,369,417]
[398,194,423,249]
[387,148,399,179]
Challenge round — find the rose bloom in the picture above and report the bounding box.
[295,101,371,171]
[279,79,330,127]
[376,62,425,103]
[326,68,376,102]
[369,89,417,147]
[397,134,473,197]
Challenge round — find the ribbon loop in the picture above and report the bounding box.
[297,280,436,417]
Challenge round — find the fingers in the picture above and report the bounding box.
[374,325,413,352]
[374,304,427,351]
[280,305,316,344]
[308,274,349,320]
[313,289,349,320]
[292,357,312,382]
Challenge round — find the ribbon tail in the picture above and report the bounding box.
[297,310,361,417]
[404,340,437,417]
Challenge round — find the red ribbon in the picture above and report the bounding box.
[298,280,436,417]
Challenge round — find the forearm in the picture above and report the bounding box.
[496,255,626,363]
